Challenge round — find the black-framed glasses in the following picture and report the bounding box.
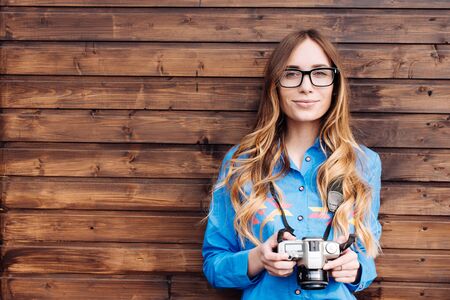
[278,67,339,88]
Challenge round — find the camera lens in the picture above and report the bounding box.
[297,266,328,290]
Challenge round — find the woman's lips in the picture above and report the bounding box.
[292,100,319,108]
[293,100,319,103]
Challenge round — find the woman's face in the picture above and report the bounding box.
[277,38,335,124]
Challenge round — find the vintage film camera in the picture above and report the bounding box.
[278,235,355,290]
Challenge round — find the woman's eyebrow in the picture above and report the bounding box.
[286,64,330,69]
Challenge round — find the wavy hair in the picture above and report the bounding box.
[213,29,380,258]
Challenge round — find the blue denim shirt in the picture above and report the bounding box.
[202,136,382,300]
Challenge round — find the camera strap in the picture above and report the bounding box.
[269,180,355,252]
[269,180,344,243]
[269,182,296,243]
[322,217,333,241]
[323,180,343,241]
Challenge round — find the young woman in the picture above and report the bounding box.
[202,29,382,299]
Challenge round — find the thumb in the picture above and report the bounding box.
[282,231,296,241]
[266,231,280,248]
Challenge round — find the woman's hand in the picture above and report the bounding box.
[248,231,296,278]
[323,236,361,283]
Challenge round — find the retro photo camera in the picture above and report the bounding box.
[278,235,355,290]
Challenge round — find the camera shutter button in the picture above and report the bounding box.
[325,243,338,254]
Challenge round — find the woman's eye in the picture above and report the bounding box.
[285,72,300,78]
[313,71,329,77]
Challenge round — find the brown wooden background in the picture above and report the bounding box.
[0,0,449,299]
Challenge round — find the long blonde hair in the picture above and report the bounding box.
[214,29,380,258]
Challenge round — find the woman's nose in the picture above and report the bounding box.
[297,74,314,93]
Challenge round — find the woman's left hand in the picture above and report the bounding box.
[323,236,360,283]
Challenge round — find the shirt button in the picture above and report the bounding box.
[295,289,301,295]
[298,186,304,191]
[297,215,304,221]
[305,156,311,162]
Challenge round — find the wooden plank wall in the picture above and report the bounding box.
[0,0,449,299]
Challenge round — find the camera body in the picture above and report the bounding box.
[278,237,342,290]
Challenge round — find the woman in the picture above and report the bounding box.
[202,29,382,299]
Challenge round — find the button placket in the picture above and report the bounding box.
[302,153,312,234]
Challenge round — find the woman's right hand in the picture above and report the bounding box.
[248,231,297,278]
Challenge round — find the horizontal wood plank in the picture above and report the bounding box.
[2,110,449,148]
[0,110,256,145]
[2,213,449,250]
[2,8,448,44]
[1,145,221,179]
[351,113,450,148]
[0,76,261,111]
[1,177,210,211]
[3,212,206,244]
[2,245,449,283]
[1,42,449,78]
[378,216,450,250]
[3,275,168,300]
[379,149,450,182]
[3,177,449,216]
[380,183,450,216]
[2,243,203,274]
[1,76,449,114]
[4,275,450,300]
[376,249,450,283]
[3,145,450,182]
[2,0,450,8]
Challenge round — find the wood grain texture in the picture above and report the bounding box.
[2,243,203,274]
[1,42,449,78]
[1,8,448,43]
[1,144,222,179]
[2,76,449,113]
[2,0,450,8]
[3,275,450,300]
[2,244,449,283]
[1,110,449,148]
[3,177,449,216]
[3,275,169,300]
[1,2,449,299]
[3,145,450,181]
[378,149,450,182]
[3,212,206,244]
[2,212,449,250]
[379,183,450,216]
[1,177,210,211]
[376,249,450,283]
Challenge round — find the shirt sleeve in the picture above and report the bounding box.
[345,152,382,293]
[202,147,262,289]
